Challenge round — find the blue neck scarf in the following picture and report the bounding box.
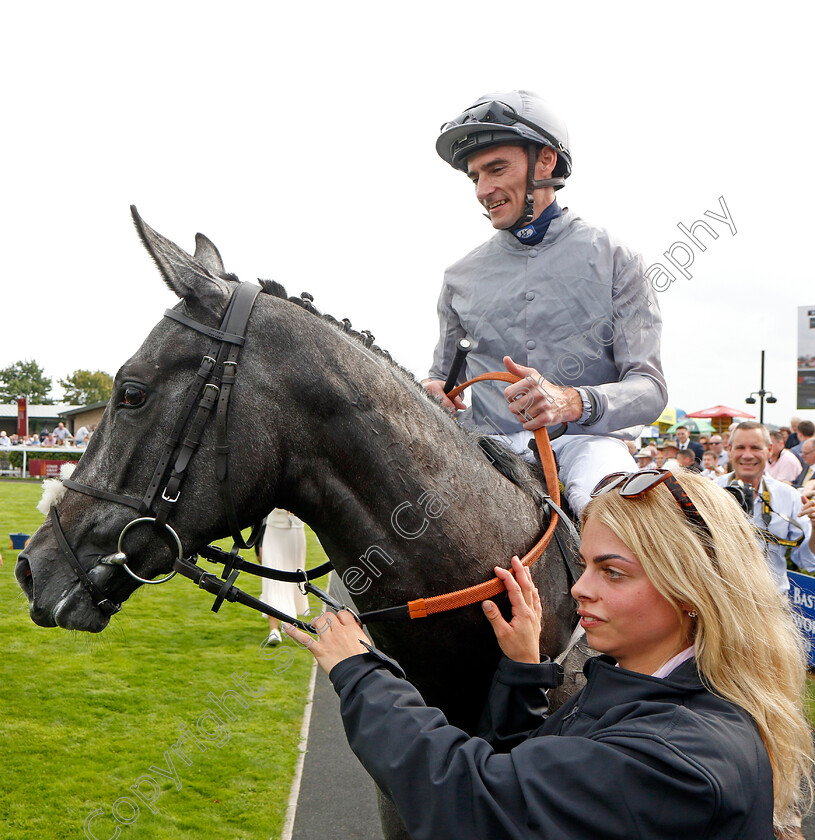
[511,200,562,246]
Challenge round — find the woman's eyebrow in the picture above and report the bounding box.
[578,552,634,565]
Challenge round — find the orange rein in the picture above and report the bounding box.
[406,371,561,619]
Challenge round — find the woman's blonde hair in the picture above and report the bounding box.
[583,469,813,828]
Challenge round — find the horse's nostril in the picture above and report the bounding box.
[17,554,30,574]
[15,555,34,600]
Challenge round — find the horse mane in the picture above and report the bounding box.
[257,279,547,507]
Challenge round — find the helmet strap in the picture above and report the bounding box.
[517,144,565,225]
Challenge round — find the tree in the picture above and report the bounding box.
[59,369,113,405]
[0,359,53,404]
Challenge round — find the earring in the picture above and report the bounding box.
[687,610,698,618]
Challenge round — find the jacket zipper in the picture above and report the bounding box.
[557,704,580,734]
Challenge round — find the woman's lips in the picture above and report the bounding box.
[578,611,605,628]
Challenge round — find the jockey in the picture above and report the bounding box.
[422,90,667,514]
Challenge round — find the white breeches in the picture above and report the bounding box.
[503,431,636,515]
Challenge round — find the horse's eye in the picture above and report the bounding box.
[121,386,147,408]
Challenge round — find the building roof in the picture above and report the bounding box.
[0,403,82,419]
[59,401,108,416]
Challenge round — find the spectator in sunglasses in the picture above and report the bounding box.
[709,434,729,468]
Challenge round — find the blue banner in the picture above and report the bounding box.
[788,571,815,668]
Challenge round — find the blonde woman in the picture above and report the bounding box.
[286,469,813,839]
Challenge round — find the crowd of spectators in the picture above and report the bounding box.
[0,423,96,448]
[639,417,814,492]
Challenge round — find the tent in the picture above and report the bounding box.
[654,406,686,429]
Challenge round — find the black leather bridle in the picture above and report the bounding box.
[50,282,330,631]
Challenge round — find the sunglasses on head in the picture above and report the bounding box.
[591,469,712,540]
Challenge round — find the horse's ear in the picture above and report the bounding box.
[130,206,232,307]
[193,233,226,276]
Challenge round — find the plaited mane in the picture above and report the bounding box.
[256,279,546,505]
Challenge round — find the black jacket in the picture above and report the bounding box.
[330,649,773,840]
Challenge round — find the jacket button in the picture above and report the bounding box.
[528,250,538,258]
[525,291,535,301]
[526,340,536,350]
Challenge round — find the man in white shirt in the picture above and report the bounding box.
[53,422,73,444]
[716,421,815,593]
[0,430,11,448]
[635,447,655,470]
[700,450,724,479]
[674,425,704,464]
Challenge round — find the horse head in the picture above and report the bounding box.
[15,207,287,631]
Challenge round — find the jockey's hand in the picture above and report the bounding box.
[283,610,370,675]
[503,356,582,430]
[422,379,466,413]
[482,555,542,664]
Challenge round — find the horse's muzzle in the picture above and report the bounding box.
[15,552,58,628]
[15,547,117,632]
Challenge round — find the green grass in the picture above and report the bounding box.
[0,481,323,840]
[807,675,815,724]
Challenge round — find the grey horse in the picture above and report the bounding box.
[16,208,585,839]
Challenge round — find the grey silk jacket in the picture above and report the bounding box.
[428,208,668,436]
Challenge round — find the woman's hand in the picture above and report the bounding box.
[283,609,370,675]
[482,555,543,664]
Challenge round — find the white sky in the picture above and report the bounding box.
[3,1,814,428]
